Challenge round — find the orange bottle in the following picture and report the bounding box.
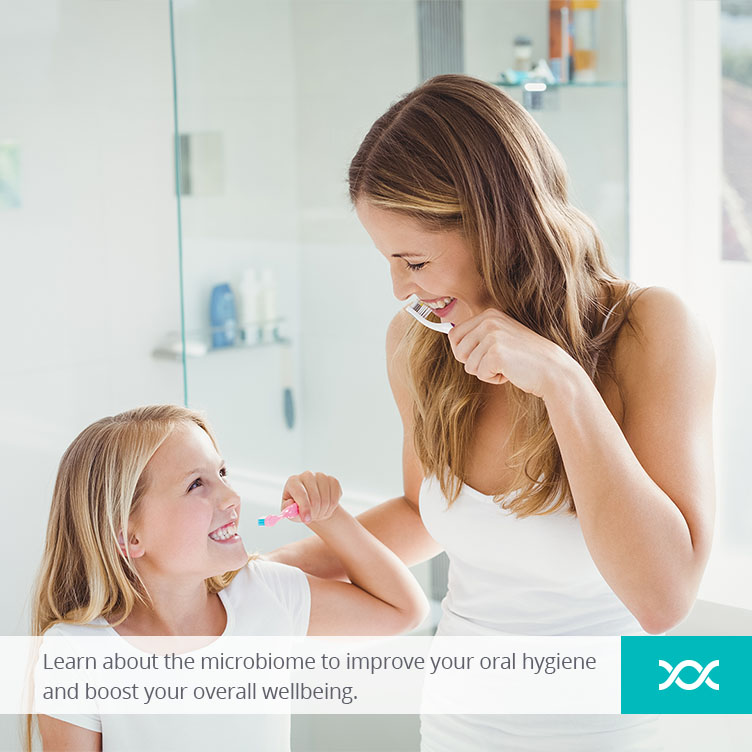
[549,0,573,83]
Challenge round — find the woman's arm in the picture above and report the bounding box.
[38,715,101,751]
[542,287,716,634]
[265,311,443,579]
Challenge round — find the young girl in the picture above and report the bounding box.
[29,404,429,751]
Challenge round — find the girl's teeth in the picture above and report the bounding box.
[424,297,455,310]
[209,523,238,541]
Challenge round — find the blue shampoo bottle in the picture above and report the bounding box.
[210,283,237,348]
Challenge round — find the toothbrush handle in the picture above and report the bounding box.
[281,502,300,519]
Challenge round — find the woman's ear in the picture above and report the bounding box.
[117,530,144,559]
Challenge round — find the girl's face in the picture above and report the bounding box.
[355,201,492,324]
[125,422,248,580]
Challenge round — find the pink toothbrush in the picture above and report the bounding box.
[258,503,300,527]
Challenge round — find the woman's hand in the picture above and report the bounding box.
[281,471,343,525]
[448,308,576,399]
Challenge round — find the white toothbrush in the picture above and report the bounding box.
[405,299,454,333]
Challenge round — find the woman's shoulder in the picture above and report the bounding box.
[386,309,413,358]
[612,285,715,399]
[386,309,414,383]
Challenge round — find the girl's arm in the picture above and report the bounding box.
[38,715,101,751]
[265,494,440,581]
[280,473,430,636]
[266,311,442,581]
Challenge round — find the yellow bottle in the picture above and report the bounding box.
[572,0,600,82]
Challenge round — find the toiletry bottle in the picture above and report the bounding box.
[209,283,237,348]
[238,268,260,344]
[549,0,574,83]
[513,35,533,73]
[257,269,278,343]
[572,0,599,83]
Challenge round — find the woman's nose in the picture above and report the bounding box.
[390,267,417,301]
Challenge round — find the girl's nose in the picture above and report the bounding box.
[220,486,241,510]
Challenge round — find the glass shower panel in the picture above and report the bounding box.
[169,0,305,481]
[170,0,628,503]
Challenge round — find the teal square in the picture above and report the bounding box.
[621,636,752,714]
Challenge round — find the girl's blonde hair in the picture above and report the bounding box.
[31,404,249,636]
[349,74,645,517]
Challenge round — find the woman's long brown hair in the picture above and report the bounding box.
[350,74,645,517]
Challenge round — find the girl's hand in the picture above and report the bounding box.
[448,308,576,399]
[281,471,343,525]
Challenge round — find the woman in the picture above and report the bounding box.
[268,75,715,750]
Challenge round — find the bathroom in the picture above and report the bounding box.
[1,0,751,749]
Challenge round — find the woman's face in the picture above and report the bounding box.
[125,422,248,581]
[355,201,492,324]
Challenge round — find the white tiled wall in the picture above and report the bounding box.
[0,0,183,642]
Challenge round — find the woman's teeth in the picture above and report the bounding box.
[209,522,238,541]
[423,297,455,310]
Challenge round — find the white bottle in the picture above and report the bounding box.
[257,268,278,342]
[238,268,260,343]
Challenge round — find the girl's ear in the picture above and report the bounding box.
[117,530,144,559]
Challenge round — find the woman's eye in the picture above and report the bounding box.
[406,261,426,271]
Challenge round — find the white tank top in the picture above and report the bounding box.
[419,297,647,638]
[420,475,647,637]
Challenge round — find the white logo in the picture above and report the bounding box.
[658,659,719,691]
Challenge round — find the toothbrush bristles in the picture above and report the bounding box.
[404,299,454,333]
[410,301,435,319]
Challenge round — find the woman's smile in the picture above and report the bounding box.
[421,297,457,318]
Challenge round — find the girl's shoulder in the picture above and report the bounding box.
[223,557,311,636]
[43,619,112,638]
[224,557,310,602]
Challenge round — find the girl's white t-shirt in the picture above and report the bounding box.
[41,559,311,752]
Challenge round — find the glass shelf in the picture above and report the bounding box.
[153,320,291,360]
[491,78,626,112]
[492,80,625,88]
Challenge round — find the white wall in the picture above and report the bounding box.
[0,0,183,639]
[628,0,752,613]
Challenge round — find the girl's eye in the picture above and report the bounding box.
[406,261,426,271]
[188,468,228,492]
